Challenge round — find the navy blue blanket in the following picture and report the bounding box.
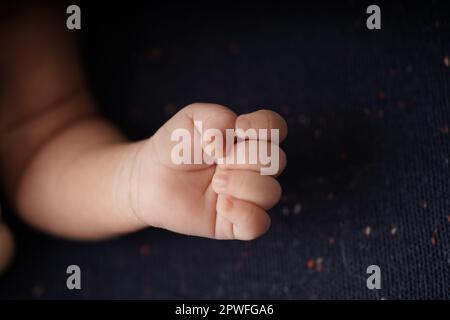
[1,1,449,299]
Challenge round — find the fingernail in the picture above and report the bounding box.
[222,195,234,211]
[213,173,228,189]
[236,116,251,131]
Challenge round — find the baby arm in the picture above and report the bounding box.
[0,5,288,241]
[0,4,145,239]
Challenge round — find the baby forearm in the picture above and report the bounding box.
[0,3,86,196]
[13,115,146,240]
[0,4,145,239]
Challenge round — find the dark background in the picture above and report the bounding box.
[1,0,449,299]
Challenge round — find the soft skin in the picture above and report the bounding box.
[0,4,287,241]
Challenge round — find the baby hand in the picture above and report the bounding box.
[128,103,287,240]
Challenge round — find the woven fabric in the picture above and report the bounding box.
[0,1,449,299]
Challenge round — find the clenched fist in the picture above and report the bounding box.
[127,103,288,240]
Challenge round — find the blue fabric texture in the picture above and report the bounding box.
[0,1,449,299]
